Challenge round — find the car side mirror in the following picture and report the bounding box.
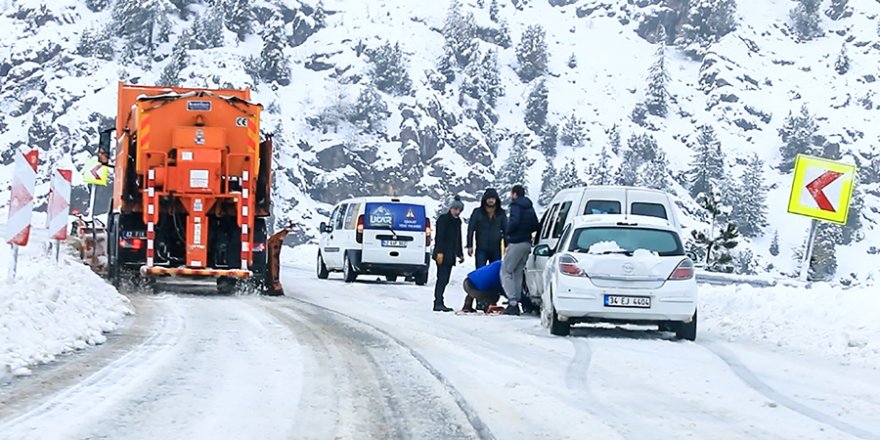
[534,244,554,258]
[319,222,331,234]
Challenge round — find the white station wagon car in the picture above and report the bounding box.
[535,214,698,340]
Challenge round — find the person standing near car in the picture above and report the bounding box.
[432,196,465,312]
[463,188,507,312]
[501,185,540,316]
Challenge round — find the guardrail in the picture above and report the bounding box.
[695,270,807,289]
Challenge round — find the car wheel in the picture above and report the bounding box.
[675,310,697,341]
[548,298,570,337]
[385,274,398,282]
[414,270,428,286]
[316,253,329,279]
[343,254,357,283]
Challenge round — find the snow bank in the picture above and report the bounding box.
[700,283,880,370]
[0,241,131,381]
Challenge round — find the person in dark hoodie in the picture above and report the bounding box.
[501,185,540,316]
[463,188,507,312]
[432,196,465,312]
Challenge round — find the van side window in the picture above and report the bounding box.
[631,202,668,220]
[333,204,348,230]
[343,203,360,229]
[541,204,559,239]
[555,225,573,254]
[535,208,551,245]
[328,206,341,230]
[584,200,621,215]
[551,201,572,238]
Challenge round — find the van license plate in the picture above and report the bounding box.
[381,240,407,248]
[604,295,651,308]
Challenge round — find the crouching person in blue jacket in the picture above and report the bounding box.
[460,260,505,312]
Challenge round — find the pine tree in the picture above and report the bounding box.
[825,0,849,20]
[778,105,819,172]
[731,154,769,237]
[607,123,621,155]
[78,27,115,60]
[638,151,671,190]
[86,0,110,12]
[159,35,188,86]
[490,0,500,22]
[556,162,584,190]
[436,45,457,85]
[587,146,615,185]
[191,6,225,50]
[567,53,578,69]
[841,185,864,244]
[223,0,252,40]
[559,113,587,147]
[258,12,291,86]
[644,27,670,117]
[540,124,558,158]
[687,125,725,198]
[676,0,738,58]
[524,79,549,134]
[462,49,503,108]
[516,24,548,81]
[442,1,477,66]
[496,138,533,196]
[835,44,850,75]
[539,164,558,206]
[77,29,97,57]
[349,83,390,130]
[791,0,822,40]
[494,20,513,48]
[313,1,328,30]
[627,132,660,163]
[690,191,740,273]
[733,249,757,275]
[809,222,840,280]
[770,230,780,256]
[368,41,413,96]
[113,0,162,52]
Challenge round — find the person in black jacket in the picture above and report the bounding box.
[501,185,540,316]
[463,188,507,312]
[431,196,465,312]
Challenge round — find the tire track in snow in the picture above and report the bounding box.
[270,296,496,440]
[0,295,186,440]
[702,341,877,440]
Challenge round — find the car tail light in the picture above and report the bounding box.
[425,218,432,246]
[356,215,364,243]
[119,238,143,251]
[558,254,587,277]
[668,259,695,281]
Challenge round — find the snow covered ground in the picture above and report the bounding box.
[0,227,131,382]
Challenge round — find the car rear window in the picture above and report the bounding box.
[569,227,684,256]
[364,203,426,231]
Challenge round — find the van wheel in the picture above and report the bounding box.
[385,274,398,282]
[675,310,697,341]
[316,253,329,279]
[414,270,428,286]
[343,254,357,283]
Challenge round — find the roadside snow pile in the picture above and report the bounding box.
[700,283,880,369]
[0,245,131,380]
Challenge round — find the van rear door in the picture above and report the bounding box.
[624,189,678,228]
[361,202,427,266]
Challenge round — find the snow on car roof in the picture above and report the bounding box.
[569,214,675,230]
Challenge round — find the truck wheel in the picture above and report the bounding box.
[108,214,121,288]
[414,270,428,286]
[317,253,329,279]
[342,254,357,283]
[675,310,698,341]
[217,277,237,295]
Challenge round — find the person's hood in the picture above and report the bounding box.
[480,188,502,210]
[510,196,534,210]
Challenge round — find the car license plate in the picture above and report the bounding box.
[381,240,407,248]
[604,295,651,308]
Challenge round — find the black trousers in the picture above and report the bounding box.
[434,263,453,305]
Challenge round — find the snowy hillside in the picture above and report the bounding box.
[1,0,879,281]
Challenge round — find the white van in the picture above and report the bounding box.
[316,197,431,285]
[525,186,682,303]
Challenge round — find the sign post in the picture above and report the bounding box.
[5,149,39,281]
[82,160,109,264]
[787,154,857,281]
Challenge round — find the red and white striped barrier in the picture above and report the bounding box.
[5,149,39,246]
[47,168,72,240]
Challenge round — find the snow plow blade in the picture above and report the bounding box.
[266,224,297,296]
[140,266,251,279]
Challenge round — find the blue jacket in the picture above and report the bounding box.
[506,196,540,244]
[466,260,503,293]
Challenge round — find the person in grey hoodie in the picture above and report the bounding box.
[501,185,540,316]
[463,188,507,312]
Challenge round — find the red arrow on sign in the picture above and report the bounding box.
[90,164,103,180]
[806,170,843,212]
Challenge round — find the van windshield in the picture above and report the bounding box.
[364,203,426,231]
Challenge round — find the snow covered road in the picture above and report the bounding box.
[1,263,878,440]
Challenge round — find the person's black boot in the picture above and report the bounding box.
[503,304,520,316]
[433,303,453,312]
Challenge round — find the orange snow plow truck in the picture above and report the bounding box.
[94,83,285,294]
